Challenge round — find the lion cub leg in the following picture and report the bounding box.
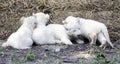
[2,42,9,48]
[61,37,73,45]
[89,33,97,45]
[98,33,107,48]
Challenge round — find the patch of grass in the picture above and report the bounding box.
[0,46,4,55]
[39,53,49,64]
[114,48,120,62]
[88,46,120,64]
[43,53,49,64]
[93,55,108,64]
[93,47,109,64]
[39,51,61,64]
[87,60,96,64]
[24,50,35,61]
[55,59,61,64]
[76,56,83,64]
[6,53,14,64]
[5,50,35,64]
[16,57,24,63]
[47,51,60,58]
[109,48,120,64]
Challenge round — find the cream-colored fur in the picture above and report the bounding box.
[32,12,61,44]
[63,16,114,48]
[47,24,73,45]
[32,12,72,45]
[2,16,36,49]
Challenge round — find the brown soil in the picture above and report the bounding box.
[0,40,120,64]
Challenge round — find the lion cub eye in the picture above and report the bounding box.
[70,29,76,32]
[73,30,76,32]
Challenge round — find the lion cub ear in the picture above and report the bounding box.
[62,20,66,24]
[32,13,35,15]
[32,13,37,18]
[20,16,26,24]
[45,14,50,20]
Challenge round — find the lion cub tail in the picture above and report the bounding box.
[101,24,114,48]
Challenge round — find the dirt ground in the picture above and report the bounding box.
[0,39,120,64]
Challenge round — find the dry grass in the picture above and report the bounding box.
[0,0,120,41]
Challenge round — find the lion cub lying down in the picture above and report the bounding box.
[47,24,73,45]
[63,16,114,48]
[32,12,73,45]
[2,16,36,49]
[32,12,58,45]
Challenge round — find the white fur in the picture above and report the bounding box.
[32,12,61,44]
[32,12,72,45]
[32,12,49,25]
[47,24,73,45]
[33,25,58,44]
[2,16,36,49]
[63,16,114,48]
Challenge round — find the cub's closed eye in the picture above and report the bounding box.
[73,30,76,32]
[65,28,69,30]
[71,29,76,32]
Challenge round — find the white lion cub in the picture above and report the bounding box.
[63,16,114,48]
[47,24,73,45]
[2,16,36,49]
[32,12,61,44]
